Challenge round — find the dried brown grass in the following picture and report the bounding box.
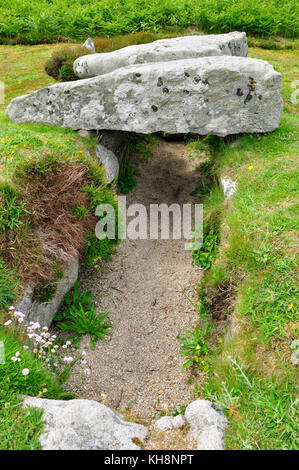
[0,162,97,287]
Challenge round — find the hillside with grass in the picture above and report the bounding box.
[0,3,298,451]
[0,0,298,44]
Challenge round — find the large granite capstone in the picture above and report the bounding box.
[6,56,282,136]
[74,32,248,78]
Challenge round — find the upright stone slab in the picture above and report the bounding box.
[74,32,248,78]
[6,56,282,136]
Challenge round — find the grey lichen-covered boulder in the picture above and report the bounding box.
[74,32,248,78]
[16,257,79,328]
[23,397,148,450]
[184,400,227,450]
[6,56,282,137]
[96,144,120,183]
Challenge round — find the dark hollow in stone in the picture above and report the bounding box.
[162,87,169,93]
[184,90,190,95]
[194,76,201,84]
[152,105,158,112]
[236,88,244,96]
[135,73,142,78]
[202,79,209,85]
[258,95,262,100]
[244,93,253,104]
[157,77,163,87]
[184,72,190,77]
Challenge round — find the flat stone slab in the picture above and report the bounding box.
[74,32,248,78]
[23,397,148,450]
[6,56,282,136]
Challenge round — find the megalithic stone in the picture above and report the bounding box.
[6,56,282,137]
[74,32,248,78]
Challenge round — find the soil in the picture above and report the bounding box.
[67,138,205,420]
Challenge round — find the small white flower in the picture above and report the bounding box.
[82,350,86,356]
[23,345,29,350]
[11,356,17,362]
[66,341,72,346]
[9,306,15,311]
[4,320,12,326]
[22,368,29,375]
[63,356,74,364]
[81,359,87,365]
[15,351,20,357]
[84,368,90,375]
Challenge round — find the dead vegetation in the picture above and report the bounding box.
[0,161,97,289]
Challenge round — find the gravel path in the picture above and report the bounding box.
[67,138,204,418]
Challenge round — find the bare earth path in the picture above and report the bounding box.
[68,138,204,419]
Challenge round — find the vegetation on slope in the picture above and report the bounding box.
[0,0,298,45]
[0,43,120,449]
[189,47,298,449]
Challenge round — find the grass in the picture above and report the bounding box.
[0,0,298,44]
[0,328,72,450]
[190,46,299,449]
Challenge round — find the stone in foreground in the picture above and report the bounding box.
[96,143,120,183]
[16,257,79,328]
[6,56,282,136]
[74,32,248,78]
[23,397,148,450]
[185,400,227,450]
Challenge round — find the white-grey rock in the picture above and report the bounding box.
[16,257,79,328]
[220,177,237,197]
[154,414,186,431]
[74,32,248,78]
[23,397,148,450]
[82,38,95,54]
[96,143,120,183]
[172,414,187,429]
[6,56,282,137]
[184,399,227,450]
